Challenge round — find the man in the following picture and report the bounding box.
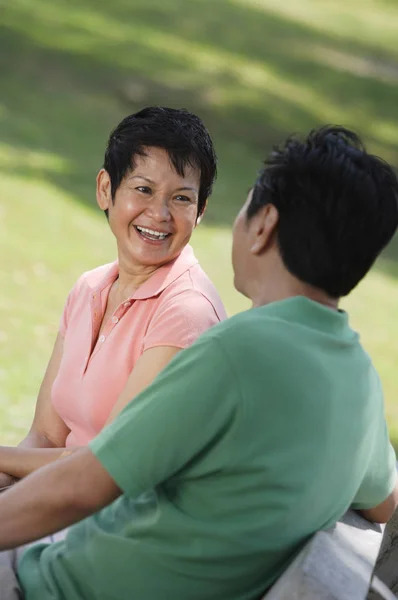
[0,125,397,600]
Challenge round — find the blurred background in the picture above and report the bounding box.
[1,0,398,447]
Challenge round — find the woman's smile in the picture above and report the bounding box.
[133,225,172,243]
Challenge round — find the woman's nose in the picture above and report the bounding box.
[147,195,171,221]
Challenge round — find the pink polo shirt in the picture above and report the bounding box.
[51,245,226,447]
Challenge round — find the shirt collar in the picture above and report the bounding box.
[259,296,350,335]
[90,245,199,301]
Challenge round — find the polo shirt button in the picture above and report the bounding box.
[124,301,131,307]
[99,335,105,343]
[112,316,119,324]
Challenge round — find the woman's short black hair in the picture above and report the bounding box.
[247,126,398,298]
[103,107,217,217]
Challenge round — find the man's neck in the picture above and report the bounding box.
[250,275,339,311]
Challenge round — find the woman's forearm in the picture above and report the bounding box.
[0,446,76,479]
[18,429,60,450]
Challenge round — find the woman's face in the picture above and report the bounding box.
[97,147,202,270]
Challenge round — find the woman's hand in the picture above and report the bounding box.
[0,473,17,490]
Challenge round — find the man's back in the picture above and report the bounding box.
[18,297,395,600]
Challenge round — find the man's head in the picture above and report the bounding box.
[101,107,217,219]
[232,126,398,302]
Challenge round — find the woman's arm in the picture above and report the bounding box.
[20,332,70,449]
[0,345,180,480]
[0,333,71,483]
[104,345,181,426]
[0,447,74,479]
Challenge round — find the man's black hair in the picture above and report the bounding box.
[247,126,398,297]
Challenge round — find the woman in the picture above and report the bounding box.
[0,107,226,486]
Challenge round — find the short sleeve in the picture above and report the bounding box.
[142,290,221,353]
[89,331,239,498]
[58,274,85,337]
[59,290,73,337]
[351,414,397,510]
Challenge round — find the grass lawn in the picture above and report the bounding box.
[1,0,398,446]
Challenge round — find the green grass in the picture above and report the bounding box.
[1,0,398,446]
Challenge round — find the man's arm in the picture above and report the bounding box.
[360,481,398,524]
[351,402,397,524]
[0,331,234,552]
[0,447,121,550]
[89,333,236,500]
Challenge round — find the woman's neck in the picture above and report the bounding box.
[113,264,158,300]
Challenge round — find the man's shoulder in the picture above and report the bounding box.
[207,304,349,371]
[203,307,289,362]
[211,306,290,341]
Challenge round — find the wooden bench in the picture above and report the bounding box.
[262,511,383,600]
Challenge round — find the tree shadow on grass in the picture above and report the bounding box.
[1,0,398,241]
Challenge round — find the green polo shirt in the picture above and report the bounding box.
[18,297,396,600]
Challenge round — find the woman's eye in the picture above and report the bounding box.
[136,186,151,194]
[175,195,191,202]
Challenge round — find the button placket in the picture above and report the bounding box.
[92,293,103,340]
[83,291,102,375]
[118,300,133,320]
[92,299,132,354]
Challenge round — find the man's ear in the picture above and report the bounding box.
[196,199,208,226]
[96,169,112,211]
[250,204,279,255]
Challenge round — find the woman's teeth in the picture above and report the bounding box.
[135,226,169,240]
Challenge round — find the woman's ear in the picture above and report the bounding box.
[196,199,208,226]
[96,169,112,211]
